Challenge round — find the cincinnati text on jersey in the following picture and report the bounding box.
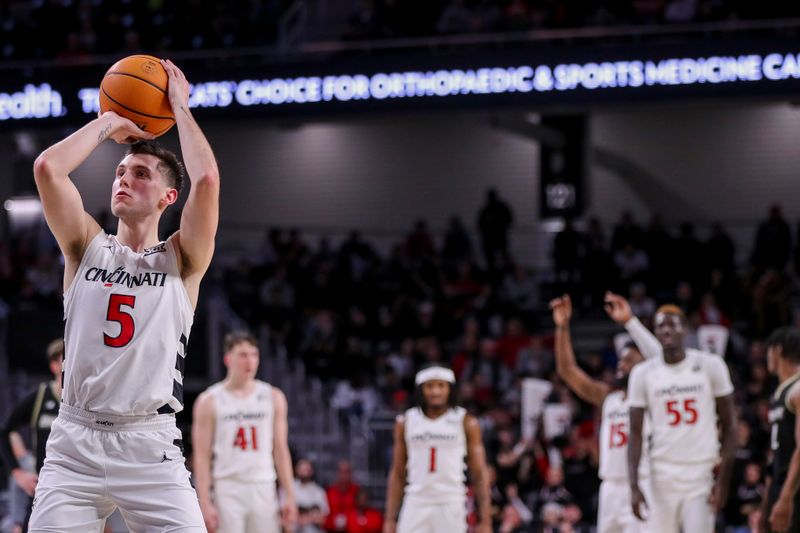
[222,411,268,421]
[654,383,704,397]
[410,431,458,443]
[606,409,629,421]
[85,265,168,288]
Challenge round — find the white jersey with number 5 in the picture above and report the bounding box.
[404,406,466,503]
[63,232,192,415]
[628,349,733,464]
[208,380,275,484]
[599,390,651,481]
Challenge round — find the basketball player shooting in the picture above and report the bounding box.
[28,59,218,531]
[626,305,737,533]
[192,331,298,533]
[551,294,652,533]
[383,365,492,533]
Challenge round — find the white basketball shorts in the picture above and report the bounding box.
[648,461,715,533]
[597,477,653,533]
[213,478,280,533]
[397,496,466,533]
[28,404,205,532]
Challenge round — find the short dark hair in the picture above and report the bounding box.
[620,340,640,355]
[126,141,185,194]
[766,327,800,364]
[223,330,258,353]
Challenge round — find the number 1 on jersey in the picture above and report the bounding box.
[104,294,136,348]
[429,446,437,473]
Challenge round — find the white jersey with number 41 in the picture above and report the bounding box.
[208,380,276,484]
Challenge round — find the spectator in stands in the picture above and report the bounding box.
[442,215,474,269]
[664,0,699,22]
[326,460,360,532]
[540,502,564,532]
[698,292,731,328]
[628,282,656,323]
[497,501,527,533]
[582,217,611,309]
[259,265,296,334]
[500,264,540,320]
[642,214,673,292]
[726,462,764,531]
[344,488,382,533]
[536,467,573,516]
[559,502,592,532]
[752,204,792,271]
[610,211,642,252]
[437,0,475,34]
[462,338,512,408]
[673,222,704,287]
[707,222,736,274]
[343,0,386,40]
[294,459,329,533]
[612,243,648,285]
[553,219,583,288]
[752,268,792,336]
[497,318,531,370]
[300,310,340,379]
[404,219,436,262]
[477,189,514,270]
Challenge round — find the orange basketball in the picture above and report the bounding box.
[99,55,175,137]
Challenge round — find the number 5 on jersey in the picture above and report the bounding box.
[104,294,136,348]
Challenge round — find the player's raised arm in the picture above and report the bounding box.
[551,295,610,406]
[34,113,152,280]
[771,385,800,531]
[465,415,492,533]
[191,391,219,533]
[383,417,408,533]
[161,60,219,283]
[605,292,662,360]
[272,388,298,529]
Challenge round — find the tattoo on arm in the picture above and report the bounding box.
[98,123,112,143]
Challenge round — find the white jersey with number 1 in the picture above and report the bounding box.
[403,406,467,503]
[208,380,276,484]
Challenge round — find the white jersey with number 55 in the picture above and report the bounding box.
[628,349,733,464]
[63,232,192,416]
[403,406,467,503]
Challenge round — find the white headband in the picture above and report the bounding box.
[415,366,456,385]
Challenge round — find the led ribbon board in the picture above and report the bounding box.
[1,46,799,123]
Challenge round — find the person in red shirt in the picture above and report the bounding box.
[345,489,382,533]
[326,460,360,532]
